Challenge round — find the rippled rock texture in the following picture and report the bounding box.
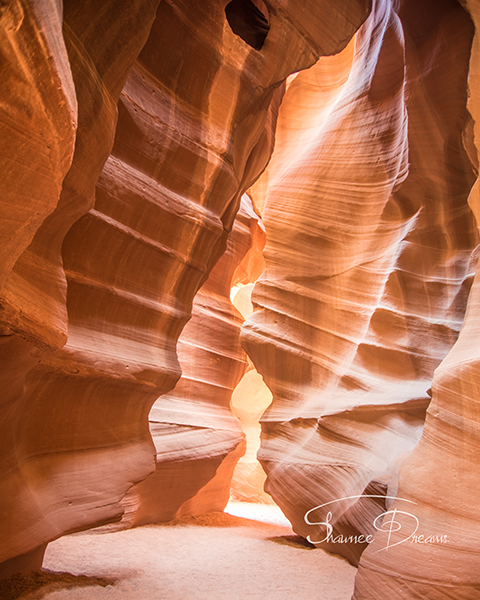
[243,0,479,569]
[354,1,480,597]
[130,195,265,525]
[0,0,161,576]
[0,0,370,578]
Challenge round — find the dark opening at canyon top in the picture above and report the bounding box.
[225,0,270,50]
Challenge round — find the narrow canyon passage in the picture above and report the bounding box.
[1,506,355,600]
[3,1,480,599]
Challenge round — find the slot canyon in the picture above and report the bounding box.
[1,0,480,598]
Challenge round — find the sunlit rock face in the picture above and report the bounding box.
[227,279,274,505]
[0,0,370,578]
[242,0,478,567]
[354,1,480,597]
[130,195,265,526]
[0,0,161,577]
[230,361,274,504]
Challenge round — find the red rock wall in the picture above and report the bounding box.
[242,0,478,567]
[0,0,161,577]
[130,195,265,526]
[0,0,370,578]
[353,1,480,597]
[5,1,480,595]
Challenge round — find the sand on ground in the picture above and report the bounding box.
[1,504,356,600]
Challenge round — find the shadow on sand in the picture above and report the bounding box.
[0,569,115,600]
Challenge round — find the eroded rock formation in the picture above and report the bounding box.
[0,0,370,578]
[6,0,480,595]
[230,360,274,504]
[0,0,162,576]
[130,195,265,526]
[353,1,480,597]
[243,0,478,568]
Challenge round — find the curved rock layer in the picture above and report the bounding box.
[354,1,480,598]
[228,282,274,505]
[0,0,370,577]
[130,195,265,526]
[242,0,478,566]
[0,0,161,577]
[230,360,274,504]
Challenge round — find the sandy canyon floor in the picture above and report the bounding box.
[1,504,356,600]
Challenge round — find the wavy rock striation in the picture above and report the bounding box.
[0,0,161,577]
[130,195,265,526]
[0,0,370,577]
[354,1,480,597]
[242,0,478,566]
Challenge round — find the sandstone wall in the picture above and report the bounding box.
[0,0,161,576]
[130,195,265,526]
[242,0,478,567]
[353,1,480,597]
[0,0,370,577]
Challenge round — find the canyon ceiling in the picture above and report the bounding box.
[1,0,480,598]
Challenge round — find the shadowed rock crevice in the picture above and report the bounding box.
[225,0,270,50]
